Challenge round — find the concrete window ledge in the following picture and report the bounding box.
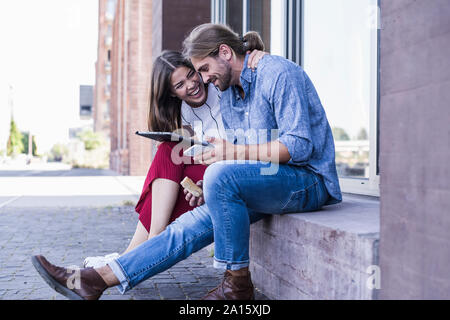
[249,194,380,300]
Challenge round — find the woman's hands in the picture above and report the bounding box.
[183,180,204,207]
[247,49,267,71]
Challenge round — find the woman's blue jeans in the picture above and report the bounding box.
[108,161,329,293]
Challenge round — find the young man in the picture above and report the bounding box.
[31,24,341,300]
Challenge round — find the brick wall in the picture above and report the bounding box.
[379,0,450,299]
[93,0,112,136]
[109,0,153,175]
[110,0,126,173]
[126,0,154,176]
[108,0,210,175]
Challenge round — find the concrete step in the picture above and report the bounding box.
[249,194,380,300]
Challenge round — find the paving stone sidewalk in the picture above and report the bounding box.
[0,205,267,300]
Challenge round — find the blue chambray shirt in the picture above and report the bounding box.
[219,54,342,205]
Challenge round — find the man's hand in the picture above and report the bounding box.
[184,180,204,207]
[247,50,267,71]
[194,136,244,165]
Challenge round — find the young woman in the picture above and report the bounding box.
[83,48,266,268]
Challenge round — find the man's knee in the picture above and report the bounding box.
[203,161,237,199]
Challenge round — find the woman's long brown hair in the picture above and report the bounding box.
[148,50,195,132]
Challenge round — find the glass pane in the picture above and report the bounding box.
[303,0,377,179]
[248,0,271,52]
[226,0,243,36]
[269,0,285,57]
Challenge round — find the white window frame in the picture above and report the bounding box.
[211,0,228,24]
[318,1,380,197]
[338,24,379,197]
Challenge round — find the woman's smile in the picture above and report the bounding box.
[171,66,207,106]
[187,84,201,97]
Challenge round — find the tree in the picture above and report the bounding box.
[77,129,104,151]
[332,127,350,141]
[6,118,24,156]
[357,128,368,140]
[21,132,37,156]
[49,143,68,162]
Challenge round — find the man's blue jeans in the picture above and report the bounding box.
[108,161,329,293]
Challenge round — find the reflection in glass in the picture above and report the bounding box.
[303,0,377,179]
[248,0,271,52]
[227,0,243,36]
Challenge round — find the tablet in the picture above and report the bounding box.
[135,131,211,147]
[183,144,214,157]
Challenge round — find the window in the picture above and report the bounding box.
[104,101,110,120]
[285,0,301,64]
[211,0,271,52]
[247,0,271,52]
[105,0,117,21]
[211,0,380,196]
[227,0,243,35]
[302,0,380,196]
[80,105,92,116]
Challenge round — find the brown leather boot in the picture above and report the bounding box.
[31,255,108,300]
[202,270,255,300]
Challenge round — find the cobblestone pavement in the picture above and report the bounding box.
[0,205,267,300]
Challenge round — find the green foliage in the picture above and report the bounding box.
[122,200,136,207]
[46,129,109,168]
[21,132,38,156]
[49,143,68,162]
[357,128,368,140]
[332,127,350,141]
[77,129,104,151]
[7,119,24,156]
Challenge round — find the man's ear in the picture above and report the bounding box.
[218,44,233,61]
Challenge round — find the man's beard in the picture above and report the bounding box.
[215,58,233,91]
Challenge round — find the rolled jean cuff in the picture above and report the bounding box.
[107,259,131,294]
[213,258,249,271]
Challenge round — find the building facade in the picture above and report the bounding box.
[378,0,450,299]
[93,0,116,139]
[97,0,210,175]
[95,0,450,299]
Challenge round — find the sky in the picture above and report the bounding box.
[302,0,377,140]
[0,0,99,153]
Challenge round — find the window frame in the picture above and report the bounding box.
[301,0,380,197]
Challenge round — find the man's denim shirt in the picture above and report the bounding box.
[220,54,342,205]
